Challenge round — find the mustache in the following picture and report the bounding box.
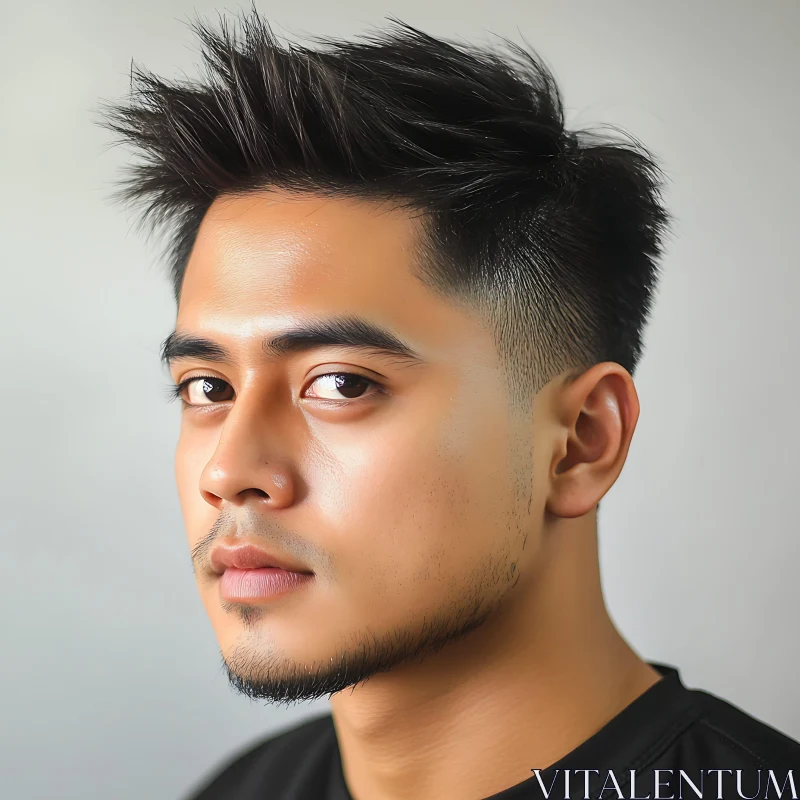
[190,505,329,576]
[190,508,233,574]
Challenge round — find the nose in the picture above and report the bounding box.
[198,393,297,511]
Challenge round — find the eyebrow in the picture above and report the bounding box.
[160,316,427,369]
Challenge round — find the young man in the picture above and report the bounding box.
[101,10,799,800]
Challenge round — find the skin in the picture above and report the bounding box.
[171,188,662,800]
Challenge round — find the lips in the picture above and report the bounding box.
[209,543,311,575]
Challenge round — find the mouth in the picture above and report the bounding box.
[218,566,314,603]
[209,542,314,604]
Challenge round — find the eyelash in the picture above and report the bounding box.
[166,372,386,408]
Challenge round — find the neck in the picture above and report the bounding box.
[329,514,662,800]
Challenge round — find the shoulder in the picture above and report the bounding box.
[183,713,336,800]
[681,686,800,769]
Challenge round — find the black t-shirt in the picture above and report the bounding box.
[184,663,800,799]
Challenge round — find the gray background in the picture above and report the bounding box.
[1,1,798,798]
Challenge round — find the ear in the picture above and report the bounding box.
[545,363,640,518]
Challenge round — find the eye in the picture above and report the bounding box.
[168,372,382,408]
[304,372,381,402]
[177,376,235,406]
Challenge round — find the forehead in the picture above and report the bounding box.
[177,190,483,356]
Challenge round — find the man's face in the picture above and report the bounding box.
[172,190,545,703]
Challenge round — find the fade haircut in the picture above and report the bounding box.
[99,7,670,410]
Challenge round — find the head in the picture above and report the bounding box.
[101,10,669,706]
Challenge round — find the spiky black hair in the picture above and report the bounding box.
[99,6,671,408]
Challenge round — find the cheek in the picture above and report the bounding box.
[308,407,514,607]
[174,430,215,546]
